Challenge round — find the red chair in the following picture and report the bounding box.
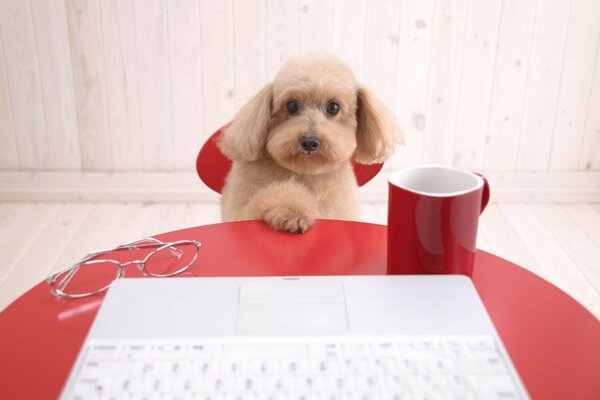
[196,125,384,194]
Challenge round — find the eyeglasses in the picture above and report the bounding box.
[47,237,202,298]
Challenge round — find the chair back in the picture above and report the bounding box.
[196,126,383,194]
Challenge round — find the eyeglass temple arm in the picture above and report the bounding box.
[80,238,182,261]
[116,237,182,255]
[55,265,80,292]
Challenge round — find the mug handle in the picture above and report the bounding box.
[474,173,490,213]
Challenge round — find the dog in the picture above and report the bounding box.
[218,53,402,233]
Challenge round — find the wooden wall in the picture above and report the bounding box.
[0,0,599,173]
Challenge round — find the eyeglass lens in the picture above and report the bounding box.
[145,242,198,277]
[53,260,121,296]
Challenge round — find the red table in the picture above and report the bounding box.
[1,220,599,399]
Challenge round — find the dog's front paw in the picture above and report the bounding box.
[240,179,319,233]
[263,205,315,233]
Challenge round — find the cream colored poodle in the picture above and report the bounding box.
[218,53,402,233]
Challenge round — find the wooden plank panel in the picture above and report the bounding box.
[100,203,162,245]
[233,0,267,108]
[0,203,92,311]
[516,0,571,172]
[332,0,367,81]
[0,25,18,169]
[168,0,204,170]
[30,0,81,170]
[0,0,50,169]
[452,0,502,171]
[363,0,401,112]
[200,0,235,135]
[534,204,600,294]
[550,0,600,171]
[142,203,188,238]
[0,204,35,245]
[0,203,61,285]
[48,203,126,274]
[478,203,544,277]
[392,0,435,170]
[66,0,112,170]
[182,202,222,228]
[0,171,220,203]
[501,203,600,316]
[266,0,299,79]
[484,0,537,172]
[423,0,469,165]
[564,204,600,249]
[579,27,600,170]
[101,0,144,170]
[0,202,17,225]
[97,202,188,248]
[134,0,175,170]
[157,203,189,236]
[298,0,334,53]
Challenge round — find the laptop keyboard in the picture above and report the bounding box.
[65,336,522,400]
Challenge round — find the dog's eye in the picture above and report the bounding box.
[286,101,299,114]
[326,101,340,116]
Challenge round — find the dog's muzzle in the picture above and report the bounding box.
[299,136,320,153]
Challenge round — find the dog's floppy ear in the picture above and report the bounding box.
[218,83,273,162]
[354,85,403,164]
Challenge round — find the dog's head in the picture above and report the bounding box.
[218,53,402,175]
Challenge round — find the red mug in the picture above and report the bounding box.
[387,165,490,276]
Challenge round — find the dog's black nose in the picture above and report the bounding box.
[300,136,320,152]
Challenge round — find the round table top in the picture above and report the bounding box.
[0,220,599,399]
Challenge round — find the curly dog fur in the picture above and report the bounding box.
[218,53,403,233]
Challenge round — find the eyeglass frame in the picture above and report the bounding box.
[47,237,202,299]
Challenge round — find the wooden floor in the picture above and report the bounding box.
[0,201,599,319]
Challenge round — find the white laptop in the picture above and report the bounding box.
[60,275,529,399]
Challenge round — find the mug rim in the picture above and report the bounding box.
[388,164,484,198]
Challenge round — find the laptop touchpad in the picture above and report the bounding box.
[236,281,348,335]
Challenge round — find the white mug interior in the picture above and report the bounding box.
[389,165,483,197]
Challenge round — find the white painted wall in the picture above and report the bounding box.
[0,0,599,173]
